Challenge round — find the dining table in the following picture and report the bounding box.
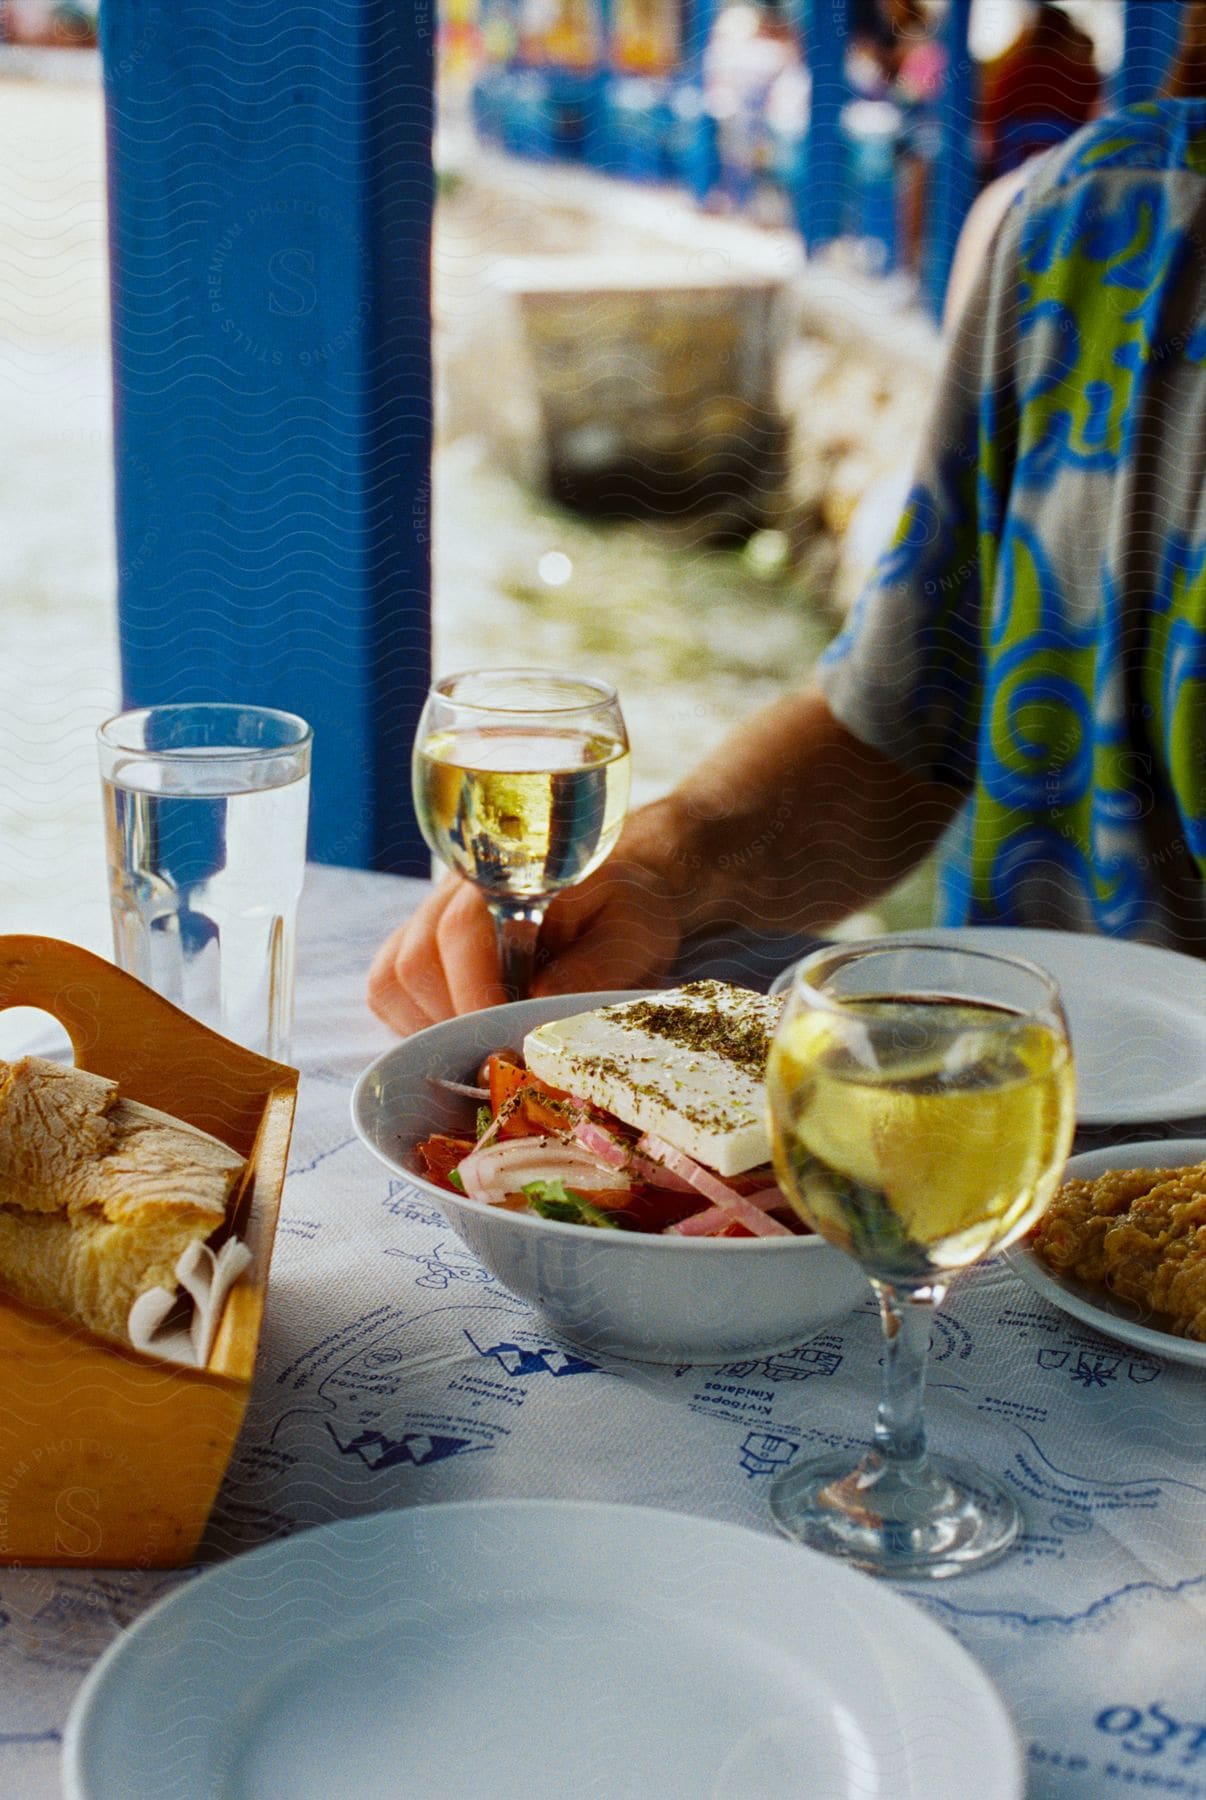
[2,864,1204,1800]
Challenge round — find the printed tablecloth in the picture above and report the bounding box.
[2,867,1203,1799]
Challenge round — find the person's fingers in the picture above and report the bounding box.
[368,840,689,1033]
[533,870,682,997]
[437,881,511,1015]
[366,982,435,1039]
[536,862,633,953]
[533,911,679,995]
[366,880,459,1032]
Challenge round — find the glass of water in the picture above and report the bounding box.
[97,704,312,1063]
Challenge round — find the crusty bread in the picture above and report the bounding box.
[0,1056,245,1345]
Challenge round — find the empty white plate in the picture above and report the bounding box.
[776,929,1206,1124]
[63,1500,1022,1800]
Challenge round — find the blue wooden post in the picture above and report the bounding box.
[100,0,433,875]
[1119,0,1180,107]
[674,0,719,200]
[799,0,847,251]
[922,0,976,323]
[680,0,714,72]
[473,0,519,144]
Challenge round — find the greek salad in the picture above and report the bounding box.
[416,1050,805,1238]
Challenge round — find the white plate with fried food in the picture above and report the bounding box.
[1009,1140,1206,1369]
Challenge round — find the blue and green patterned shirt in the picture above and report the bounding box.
[819,102,1206,953]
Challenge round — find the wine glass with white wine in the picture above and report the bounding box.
[765,940,1075,1578]
[412,669,631,1000]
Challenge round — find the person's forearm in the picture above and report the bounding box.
[626,687,964,937]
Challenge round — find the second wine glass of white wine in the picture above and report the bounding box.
[412,669,631,1000]
[765,941,1075,1576]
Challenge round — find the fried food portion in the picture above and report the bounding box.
[1031,1160,1206,1342]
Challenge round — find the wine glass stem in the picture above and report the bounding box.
[871,1281,944,1469]
[489,900,546,1002]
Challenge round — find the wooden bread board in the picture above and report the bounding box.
[0,935,296,1567]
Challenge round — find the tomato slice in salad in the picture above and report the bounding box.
[415,1133,477,1192]
[486,1054,580,1138]
[602,1186,709,1233]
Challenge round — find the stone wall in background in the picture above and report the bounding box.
[508,257,789,536]
[774,272,943,618]
[435,151,941,616]
[432,149,944,933]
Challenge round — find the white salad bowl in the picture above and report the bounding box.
[351,992,869,1364]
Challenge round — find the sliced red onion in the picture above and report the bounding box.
[457,1137,631,1206]
[714,1192,791,1236]
[738,1185,787,1214]
[635,1134,793,1237]
[573,1119,697,1190]
[669,1205,742,1238]
[627,1150,696,1192]
[669,1196,791,1238]
[572,1117,630,1169]
[456,1149,499,1204]
[635,1133,749,1210]
[427,1077,490,1100]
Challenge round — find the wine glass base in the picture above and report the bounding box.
[769,1450,1020,1579]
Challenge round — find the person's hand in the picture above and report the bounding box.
[366,827,689,1037]
[365,687,957,1036]
[366,875,508,1037]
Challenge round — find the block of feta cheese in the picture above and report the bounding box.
[522,981,783,1176]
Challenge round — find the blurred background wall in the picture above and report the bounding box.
[2,0,1172,954]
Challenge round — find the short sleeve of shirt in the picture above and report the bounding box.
[817,201,1023,792]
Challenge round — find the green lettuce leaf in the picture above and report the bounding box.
[521,1178,621,1229]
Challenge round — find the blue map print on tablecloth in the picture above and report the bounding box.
[1036,1346,1162,1387]
[907,1429,1206,1634]
[267,1303,528,1462]
[463,1330,600,1379]
[385,1240,502,1290]
[920,1567,1206,1634]
[739,1432,799,1479]
[326,1425,491,1470]
[719,1341,844,1382]
[288,1136,356,1178]
[384,1179,445,1225]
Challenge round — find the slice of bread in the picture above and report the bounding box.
[0,1056,245,1346]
